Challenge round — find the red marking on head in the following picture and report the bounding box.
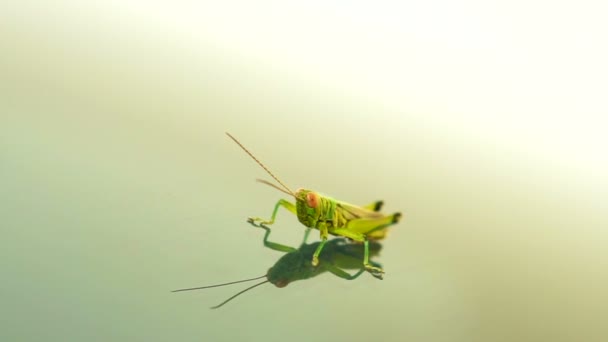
[306,192,318,208]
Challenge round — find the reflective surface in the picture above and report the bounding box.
[2,2,607,341]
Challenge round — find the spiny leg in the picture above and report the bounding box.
[248,199,296,226]
[364,240,384,279]
[345,212,401,236]
[247,221,296,253]
[362,200,384,212]
[331,227,385,279]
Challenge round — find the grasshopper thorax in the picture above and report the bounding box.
[295,188,321,227]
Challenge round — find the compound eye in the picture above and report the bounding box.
[306,192,318,208]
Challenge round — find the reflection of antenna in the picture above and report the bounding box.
[226,132,295,197]
[172,275,269,309]
[211,280,269,309]
[171,275,266,292]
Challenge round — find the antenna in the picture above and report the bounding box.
[226,132,295,197]
[256,179,293,197]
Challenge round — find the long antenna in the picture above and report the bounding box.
[226,132,295,197]
[211,280,269,309]
[256,179,293,197]
[171,275,266,292]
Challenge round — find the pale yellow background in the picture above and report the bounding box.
[2,1,607,341]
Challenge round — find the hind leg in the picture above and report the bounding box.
[330,228,384,279]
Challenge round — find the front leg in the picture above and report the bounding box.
[300,227,312,246]
[311,224,329,266]
[248,199,297,225]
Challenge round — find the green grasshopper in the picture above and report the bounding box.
[173,225,382,309]
[226,132,401,279]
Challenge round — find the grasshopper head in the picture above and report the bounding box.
[266,251,309,288]
[295,188,321,227]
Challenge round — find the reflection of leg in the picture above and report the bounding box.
[248,221,296,253]
[325,264,366,280]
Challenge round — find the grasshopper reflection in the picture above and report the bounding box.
[173,225,382,309]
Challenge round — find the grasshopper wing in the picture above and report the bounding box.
[336,201,384,221]
[335,201,395,240]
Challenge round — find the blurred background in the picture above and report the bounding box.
[1,1,607,341]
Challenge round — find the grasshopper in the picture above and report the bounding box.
[226,132,401,279]
[173,225,383,309]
